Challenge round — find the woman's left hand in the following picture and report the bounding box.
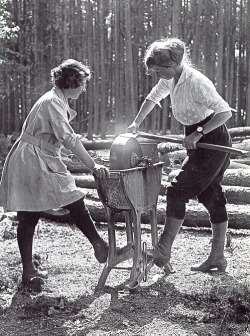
[183,132,203,149]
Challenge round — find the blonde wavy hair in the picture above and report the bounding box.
[144,37,191,71]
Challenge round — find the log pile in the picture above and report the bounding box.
[42,167,250,229]
[42,128,250,229]
[69,171,250,203]
[42,195,250,230]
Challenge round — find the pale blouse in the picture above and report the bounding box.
[0,87,86,212]
[146,65,230,126]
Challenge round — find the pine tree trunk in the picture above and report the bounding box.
[246,0,250,126]
[171,0,182,135]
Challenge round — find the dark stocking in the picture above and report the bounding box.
[17,211,48,283]
[64,198,108,263]
[17,211,40,263]
[64,198,100,243]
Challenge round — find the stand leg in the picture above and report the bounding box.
[129,208,142,283]
[125,211,133,244]
[96,209,135,290]
[150,204,158,247]
[96,209,116,289]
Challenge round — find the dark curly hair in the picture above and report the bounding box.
[51,59,91,89]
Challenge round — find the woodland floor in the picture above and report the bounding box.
[0,208,250,336]
[0,145,250,335]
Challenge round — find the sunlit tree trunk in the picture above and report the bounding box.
[246,0,250,126]
[171,0,182,135]
[124,0,136,127]
[191,0,203,67]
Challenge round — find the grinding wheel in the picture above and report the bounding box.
[109,134,143,170]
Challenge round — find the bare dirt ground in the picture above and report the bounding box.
[0,144,250,336]
[0,204,250,336]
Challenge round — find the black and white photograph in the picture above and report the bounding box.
[0,0,250,335]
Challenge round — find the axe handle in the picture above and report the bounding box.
[138,132,249,157]
[197,142,248,156]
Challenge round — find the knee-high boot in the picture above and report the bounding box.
[17,212,48,283]
[148,217,183,267]
[191,221,228,272]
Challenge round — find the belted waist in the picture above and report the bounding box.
[20,132,61,155]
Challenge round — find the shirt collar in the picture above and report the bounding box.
[52,86,77,121]
[175,64,193,86]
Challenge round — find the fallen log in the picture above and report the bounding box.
[168,168,250,187]
[74,175,96,189]
[41,200,250,229]
[228,161,250,169]
[232,139,250,151]
[222,185,250,204]
[158,142,183,154]
[228,127,250,138]
[73,175,250,204]
[183,203,250,230]
[232,158,250,166]
[220,169,250,187]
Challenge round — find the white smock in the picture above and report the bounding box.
[0,86,86,212]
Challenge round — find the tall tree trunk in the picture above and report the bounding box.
[191,0,203,67]
[124,0,136,126]
[62,1,69,59]
[114,0,125,134]
[86,0,94,140]
[171,0,182,135]
[217,0,225,96]
[236,0,244,125]
[100,0,109,139]
[246,0,250,126]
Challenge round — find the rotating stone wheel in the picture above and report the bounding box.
[109,134,143,170]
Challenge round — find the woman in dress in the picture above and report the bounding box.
[0,59,110,283]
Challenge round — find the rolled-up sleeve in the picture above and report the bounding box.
[193,79,230,114]
[146,79,170,107]
[47,98,78,150]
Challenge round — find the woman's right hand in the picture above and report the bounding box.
[92,163,110,179]
[126,121,139,134]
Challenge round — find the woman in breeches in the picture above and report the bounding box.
[127,38,232,272]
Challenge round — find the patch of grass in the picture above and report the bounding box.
[184,280,250,335]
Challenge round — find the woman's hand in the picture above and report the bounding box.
[126,121,139,134]
[69,154,81,162]
[92,163,110,179]
[183,131,203,149]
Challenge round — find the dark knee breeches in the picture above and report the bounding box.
[198,187,228,223]
[166,117,231,223]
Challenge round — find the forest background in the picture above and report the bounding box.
[0,0,250,139]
